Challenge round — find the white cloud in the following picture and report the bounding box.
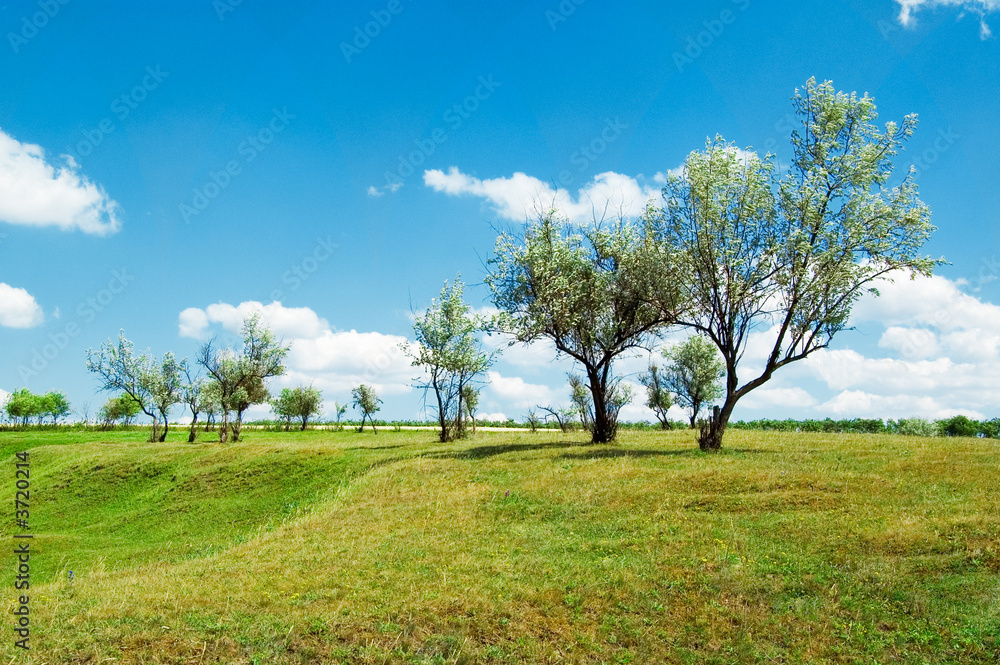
[0,129,120,235]
[485,371,558,409]
[896,0,999,38]
[0,388,9,406]
[739,386,818,411]
[424,167,664,223]
[179,301,416,398]
[0,283,43,328]
[367,182,403,197]
[478,411,509,423]
[179,301,329,340]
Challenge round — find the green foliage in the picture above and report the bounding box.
[98,394,142,428]
[198,313,289,442]
[896,417,937,437]
[649,78,944,449]
[486,212,680,443]
[351,384,382,432]
[939,415,979,438]
[404,277,497,442]
[271,386,323,431]
[85,331,173,441]
[4,388,44,426]
[662,335,723,428]
[638,364,673,430]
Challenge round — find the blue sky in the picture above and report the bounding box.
[1,0,999,424]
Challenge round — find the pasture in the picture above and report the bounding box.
[2,428,997,663]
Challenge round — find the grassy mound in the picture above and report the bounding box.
[3,428,998,663]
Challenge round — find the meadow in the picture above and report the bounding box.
[2,427,997,663]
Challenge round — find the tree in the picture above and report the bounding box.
[4,389,42,427]
[462,385,480,434]
[198,313,289,442]
[98,394,141,429]
[331,401,348,430]
[538,405,576,432]
[182,367,208,442]
[662,335,723,429]
[271,386,323,431]
[352,384,381,433]
[86,332,169,442]
[638,364,674,430]
[40,391,71,425]
[149,353,185,441]
[648,78,942,450]
[486,212,682,443]
[403,278,497,442]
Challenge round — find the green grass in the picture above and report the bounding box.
[2,428,998,663]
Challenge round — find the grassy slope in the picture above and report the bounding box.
[2,428,998,664]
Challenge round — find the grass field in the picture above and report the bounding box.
[2,427,998,664]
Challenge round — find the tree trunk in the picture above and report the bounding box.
[233,410,244,441]
[586,367,616,444]
[188,412,199,443]
[300,416,308,431]
[159,413,169,442]
[219,411,229,443]
[698,399,735,451]
[148,414,160,443]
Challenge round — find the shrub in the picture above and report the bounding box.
[897,417,936,437]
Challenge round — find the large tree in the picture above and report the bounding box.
[486,213,682,443]
[197,313,289,443]
[403,277,497,442]
[649,78,942,450]
[86,332,172,442]
[662,335,724,429]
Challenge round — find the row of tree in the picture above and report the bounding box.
[2,389,71,426]
[475,78,941,450]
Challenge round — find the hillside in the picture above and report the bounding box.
[3,429,998,663]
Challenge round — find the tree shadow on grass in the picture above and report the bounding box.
[558,447,777,460]
[425,440,597,460]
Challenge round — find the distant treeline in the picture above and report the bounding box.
[727,416,1000,438]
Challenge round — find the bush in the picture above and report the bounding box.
[938,415,979,438]
[897,417,937,437]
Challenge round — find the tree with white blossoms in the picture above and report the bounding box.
[403,277,497,442]
[647,78,943,450]
[86,332,179,442]
[197,313,289,443]
[487,213,681,443]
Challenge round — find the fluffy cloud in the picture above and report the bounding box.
[896,0,999,38]
[485,371,558,409]
[178,301,416,400]
[178,301,329,340]
[0,283,43,328]
[0,129,120,235]
[424,167,664,223]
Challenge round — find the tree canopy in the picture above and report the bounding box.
[647,78,943,449]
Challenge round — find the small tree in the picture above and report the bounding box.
[272,386,323,431]
[538,405,576,432]
[98,394,141,429]
[5,389,42,427]
[650,78,942,450]
[662,336,723,429]
[331,401,348,430]
[86,332,167,442]
[403,278,497,442]
[462,385,480,434]
[182,367,207,442]
[198,313,288,442]
[638,364,674,430]
[525,409,541,433]
[352,384,381,433]
[39,391,71,425]
[149,353,185,442]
